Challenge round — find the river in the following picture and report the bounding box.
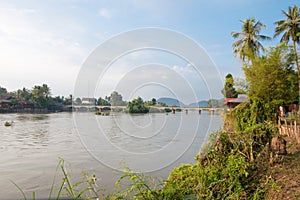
[0,111,222,199]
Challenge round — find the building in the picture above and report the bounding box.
[81,98,96,105]
[225,94,247,110]
[0,96,12,109]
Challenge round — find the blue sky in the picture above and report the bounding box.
[0,0,298,103]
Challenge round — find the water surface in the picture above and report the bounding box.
[0,112,222,199]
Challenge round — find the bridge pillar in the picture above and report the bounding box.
[172,108,175,114]
[199,109,201,115]
[210,109,215,115]
[185,109,188,114]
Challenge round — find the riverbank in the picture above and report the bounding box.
[266,137,300,199]
[0,107,72,114]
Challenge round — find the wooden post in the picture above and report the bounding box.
[284,118,289,137]
[278,117,282,135]
[294,121,300,144]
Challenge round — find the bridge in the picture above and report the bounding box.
[71,105,223,114]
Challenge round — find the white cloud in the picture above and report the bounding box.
[172,64,195,75]
[98,8,111,19]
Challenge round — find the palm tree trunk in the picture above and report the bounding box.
[293,41,300,104]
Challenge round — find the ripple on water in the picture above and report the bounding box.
[0,112,223,198]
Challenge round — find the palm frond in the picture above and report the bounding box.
[231,17,270,61]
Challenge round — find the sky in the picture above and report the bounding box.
[0,0,299,104]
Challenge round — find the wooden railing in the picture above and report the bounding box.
[278,117,300,144]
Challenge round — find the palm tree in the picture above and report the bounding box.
[232,18,271,64]
[274,5,300,101]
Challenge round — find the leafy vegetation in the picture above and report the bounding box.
[233,77,249,94]
[244,44,298,120]
[128,97,150,113]
[222,73,238,98]
[231,18,271,63]
[164,108,172,113]
[97,97,111,106]
[110,91,127,106]
[0,86,8,96]
[274,5,300,102]
[0,84,74,110]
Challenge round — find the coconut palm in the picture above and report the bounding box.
[274,5,300,100]
[232,18,271,64]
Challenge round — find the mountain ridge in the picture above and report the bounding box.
[157,97,223,107]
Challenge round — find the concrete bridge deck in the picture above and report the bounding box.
[71,105,224,113]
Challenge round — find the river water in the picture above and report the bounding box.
[0,111,222,199]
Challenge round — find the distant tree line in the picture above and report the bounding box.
[1,84,225,113]
[0,84,73,110]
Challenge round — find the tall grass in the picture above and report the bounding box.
[14,158,104,200]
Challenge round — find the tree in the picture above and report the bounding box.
[234,77,249,94]
[75,97,82,105]
[151,98,157,106]
[32,84,51,108]
[97,97,110,106]
[128,97,149,113]
[51,96,64,104]
[222,73,238,98]
[110,91,126,106]
[64,94,73,105]
[145,98,157,106]
[207,99,221,108]
[16,87,32,101]
[274,5,300,102]
[244,44,298,119]
[0,86,7,96]
[232,18,271,63]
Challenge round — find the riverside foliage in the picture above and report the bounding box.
[128,97,150,113]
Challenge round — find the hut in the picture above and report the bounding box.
[225,94,247,110]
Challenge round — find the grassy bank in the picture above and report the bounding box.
[16,130,300,199]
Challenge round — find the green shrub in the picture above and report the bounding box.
[164,108,172,113]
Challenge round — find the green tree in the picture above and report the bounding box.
[64,94,73,105]
[151,98,157,106]
[0,86,7,96]
[232,18,271,63]
[234,77,249,94]
[145,98,157,106]
[74,97,82,105]
[97,97,110,106]
[32,84,51,108]
[110,91,126,106]
[16,87,32,101]
[52,96,65,104]
[207,99,220,108]
[244,44,298,119]
[222,73,238,98]
[274,5,300,102]
[128,97,149,113]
